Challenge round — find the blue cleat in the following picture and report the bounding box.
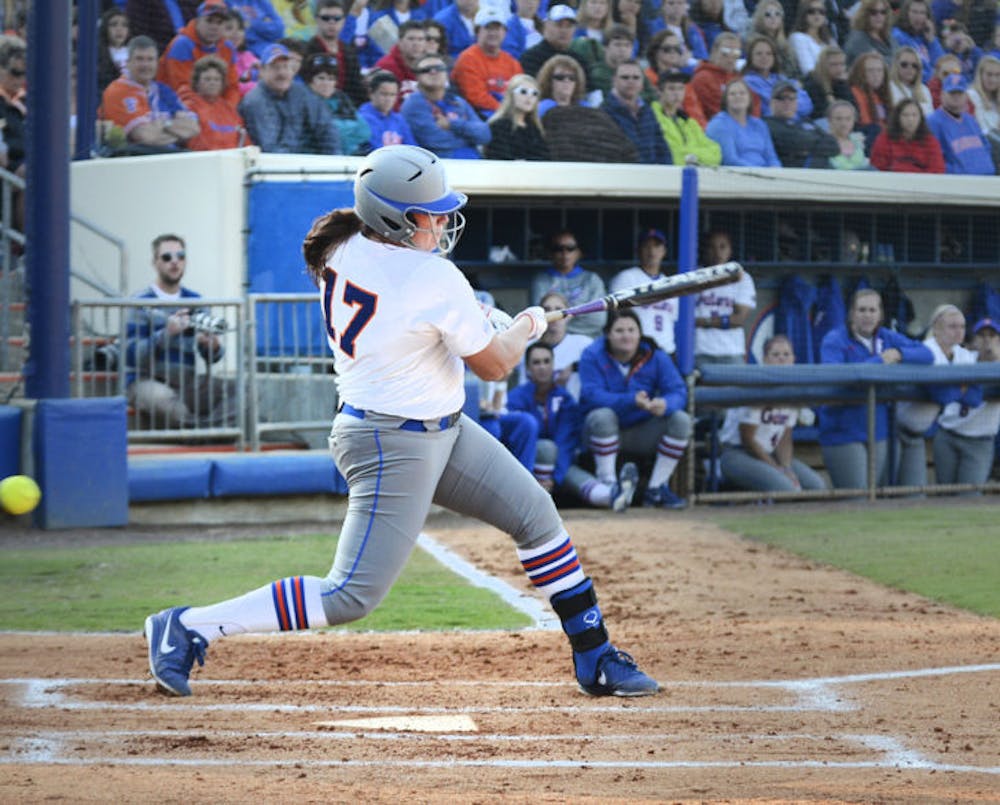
[578,647,660,697]
[643,482,687,510]
[144,606,207,697]
[609,462,639,512]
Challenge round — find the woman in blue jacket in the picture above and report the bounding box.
[578,309,692,508]
[705,78,782,166]
[818,287,934,489]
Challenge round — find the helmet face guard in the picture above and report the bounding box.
[354,146,468,254]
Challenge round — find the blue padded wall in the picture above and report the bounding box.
[0,405,21,478]
[33,397,128,528]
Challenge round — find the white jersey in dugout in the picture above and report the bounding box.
[321,234,493,419]
[609,267,678,354]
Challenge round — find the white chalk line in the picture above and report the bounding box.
[3,664,999,775]
[415,533,559,630]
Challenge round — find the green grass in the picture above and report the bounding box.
[0,533,533,632]
[709,504,1000,618]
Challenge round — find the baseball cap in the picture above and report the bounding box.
[942,73,968,93]
[638,228,667,246]
[261,43,292,65]
[973,317,999,335]
[474,7,508,27]
[548,4,577,22]
[197,0,229,18]
[772,79,797,97]
[658,70,690,86]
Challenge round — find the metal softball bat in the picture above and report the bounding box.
[544,261,744,322]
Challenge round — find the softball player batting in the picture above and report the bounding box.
[144,145,658,698]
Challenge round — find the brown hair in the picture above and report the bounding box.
[851,0,892,39]
[192,55,228,91]
[886,97,930,140]
[848,52,889,120]
[151,233,185,255]
[537,55,586,103]
[302,209,364,285]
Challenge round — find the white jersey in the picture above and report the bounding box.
[322,234,493,419]
[694,271,756,357]
[609,267,678,354]
[937,348,1000,438]
[719,405,798,453]
[897,335,973,435]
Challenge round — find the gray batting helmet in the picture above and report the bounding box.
[353,145,468,253]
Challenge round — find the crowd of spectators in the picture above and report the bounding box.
[83,0,998,173]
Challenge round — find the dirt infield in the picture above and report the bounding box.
[2,508,999,803]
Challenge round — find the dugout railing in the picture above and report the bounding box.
[688,363,1000,504]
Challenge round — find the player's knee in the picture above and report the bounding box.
[535,438,557,465]
[666,410,692,440]
[585,407,618,437]
[319,578,385,623]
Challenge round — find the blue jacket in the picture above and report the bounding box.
[433,4,524,59]
[817,325,933,446]
[226,0,284,59]
[507,381,581,485]
[579,337,687,429]
[926,108,996,176]
[743,72,813,119]
[358,101,417,150]
[705,112,781,167]
[601,92,672,165]
[400,90,491,158]
[891,27,945,83]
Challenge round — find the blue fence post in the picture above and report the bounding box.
[676,166,699,378]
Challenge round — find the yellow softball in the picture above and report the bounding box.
[0,475,41,515]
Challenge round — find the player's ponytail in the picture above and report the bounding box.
[303,208,364,284]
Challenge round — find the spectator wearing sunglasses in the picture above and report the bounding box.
[588,24,656,105]
[125,234,239,431]
[520,5,596,89]
[401,53,491,158]
[530,231,608,338]
[888,46,934,117]
[302,52,372,155]
[748,1,800,80]
[685,33,759,129]
[790,0,837,77]
[304,0,368,107]
[452,8,524,117]
[485,73,550,159]
[0,38,26,171]
[844,0,896,67]
[891,0,945,83]
[644,30,691,86]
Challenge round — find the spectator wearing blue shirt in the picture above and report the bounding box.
[508,342,640,511]
[358,70,417,149]
[818,288,934,490]
[705,78,781,166]
[400,53,491,157]
[892,0,945,83]
[578,310,692,509]
[433,0,480,58]
[927,73,997,174]
[227,0,285,59]
[601,59,672,163]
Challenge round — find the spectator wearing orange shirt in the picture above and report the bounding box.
[158,1,241,107]
[186,56,250,150]
[100,35,200,153]
[685,33,759,128]
[452,8,524,118]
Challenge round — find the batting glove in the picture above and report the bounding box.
[514,306,548,340]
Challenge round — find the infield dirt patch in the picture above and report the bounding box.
[1,508,999,802]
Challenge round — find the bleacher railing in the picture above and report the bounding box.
[689,363,1000,503]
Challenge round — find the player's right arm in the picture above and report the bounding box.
[465,308,547,381]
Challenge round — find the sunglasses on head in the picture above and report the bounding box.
[551,72,576,81]
[158,251,186,262]
[513,85,540,97]
[720,46,741,56]
[551,243,578,252]
[417,63,448,73]
[318,13,345,22]
[309,54,339,68]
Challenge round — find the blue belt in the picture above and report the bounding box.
[339,403,461,432]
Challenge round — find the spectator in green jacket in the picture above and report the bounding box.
[651,70,721,165]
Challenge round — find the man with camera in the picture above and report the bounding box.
[124,233,238,431]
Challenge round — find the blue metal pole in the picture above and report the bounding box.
[75,0,99,161]
[24,3,71,398]
[676,165,699,377]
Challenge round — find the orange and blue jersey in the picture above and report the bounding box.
[100,76,189,136]
[158,18,241,106]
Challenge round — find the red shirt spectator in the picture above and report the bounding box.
[870,97,945,172]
